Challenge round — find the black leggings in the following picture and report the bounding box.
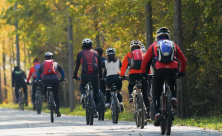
[153,69,177,113]
[128,73,150,112]
[15,83,27,101]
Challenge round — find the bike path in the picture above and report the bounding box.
[0,108,221,136]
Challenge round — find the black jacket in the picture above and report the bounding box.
[12,67,26,87]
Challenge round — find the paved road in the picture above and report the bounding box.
[0,108,221,136]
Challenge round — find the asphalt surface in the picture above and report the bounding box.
[0,107,221,136]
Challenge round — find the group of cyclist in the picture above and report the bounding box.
[12,52,65,117]
[73,27,186,126]
[11,26,186,127]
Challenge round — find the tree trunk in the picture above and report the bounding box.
[61,44,67,107]
[67,2,75,111]
[0,66,2,103]
[24,43,26,73]
[15,3,20,67]
[2,40,7,102]
[145,1,153,49]
[10,38,15,103]
[173,0,189,118]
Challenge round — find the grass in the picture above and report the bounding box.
[1,103,222,131]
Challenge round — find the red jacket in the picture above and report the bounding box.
[141,41,186,73]
[120,52,142,76]
[27,63,42,82]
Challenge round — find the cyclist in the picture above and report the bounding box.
[95,47,106,96]
[12,66,28,106]
[141,27,186,126]
[73,38,102,114]
[36,52,65,117]
[120,40,150,119]
[27,58,43,110]
[102,48,123,111]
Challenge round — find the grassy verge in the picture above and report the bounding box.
[1,103,222,131]
[174,116,222,131]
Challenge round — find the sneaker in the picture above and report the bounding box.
[171,97,178,109]
[55,109,61,117]
[128,94,133,103]
[154,113,161,126]
[119,102,124,112]
[105,103,110,108]
[80,94,86,105]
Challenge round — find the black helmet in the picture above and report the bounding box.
[95,47,104,56]
[82,38,93,48]
[33,58,39,63]
[44,52,53,59]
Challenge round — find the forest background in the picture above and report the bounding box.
[0,0,221,118]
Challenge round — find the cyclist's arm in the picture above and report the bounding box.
[119,60,122,69]
[175,44,187,72]
[73,53,80,77]
[57,64,65,79]
[120,54,130,76]
[141,45,153,74]
[23,71,27,79]
[27,67,34,83]
[12,72,15,87]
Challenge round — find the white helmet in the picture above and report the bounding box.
[130,40,142,48]
[82,38,93,47]
[141,44,145,49]
[156,27,170,37]
[106,48,116,55]
[142,48,147,53]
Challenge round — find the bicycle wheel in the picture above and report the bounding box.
[112,92,118,124]
[98,92,105,121]
[160,95,165,135]
[37,95,42,114]
[86,93,90,125]
[19,90,24,111]
[49,91,54,123]
[138,92,145,129]
[89,91,94,125]
[165,90,172,135]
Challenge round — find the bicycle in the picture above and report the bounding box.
[98,89,105,121]
[35,81,43,114]
[148,73,179,135]
[18,88,24,111]
[101,78,123,124]
[76,77,95,125]
[38,79,65,123]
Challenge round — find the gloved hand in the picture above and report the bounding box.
[141,73,148,78]
[178,72,186,77]
[73,74,78,80]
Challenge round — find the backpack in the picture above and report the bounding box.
[156,40,176,63]
[43,60,57,75]
[130,49,143,70]
[33,64,40,77]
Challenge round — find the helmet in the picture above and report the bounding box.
[82,38,93,48]
[156,27,170,37]
[142,48,147,53]
[106,48,116,55]
[141,44,145,49]
[130,40,142,48]
[33,58,39,63]
[44,52,53,59]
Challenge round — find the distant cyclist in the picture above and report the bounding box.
[12,66,28,106]
[27,58,43,110]
[36,52,65,117]
[73,39,102,115]
[95,47,107,95]
[120,40,150,119]
[141,27,186,126]
[141,44,147,53]
[102,48,123,111]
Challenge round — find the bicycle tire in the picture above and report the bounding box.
[49,91,54,123]
[37,95,42,114]
[160,95,165,135]
[113,92,118,124]
[86,94,90,125]
[89,91,94,125]
[98,92,105,121]
[19,90,24,111]
[138,92,145,129]
[165,90,172,135]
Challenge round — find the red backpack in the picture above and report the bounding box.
[130,49,144,70]
[43,60,57,75]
